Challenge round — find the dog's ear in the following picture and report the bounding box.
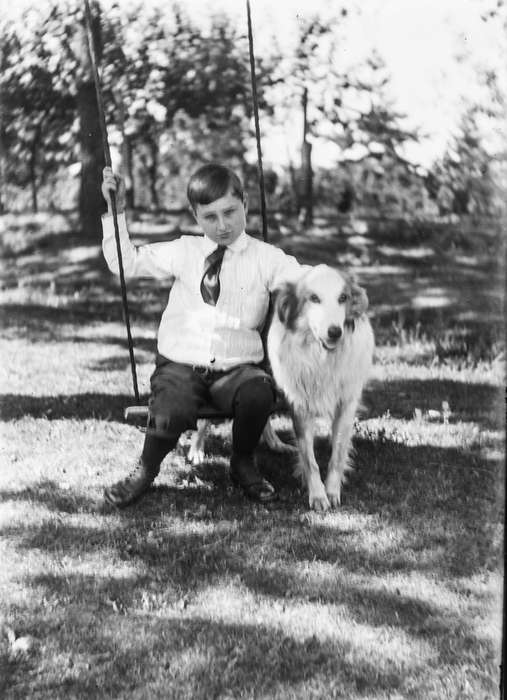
[274,282,299,330]
[346,281,369,320]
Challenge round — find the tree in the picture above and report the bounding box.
[270,8,419,223]
[71,2,106,237]
[115,6,272,207]
[0,2,276,216]
[430,107,501,216]
[0,15,75,212]
[0,1,106,232]
[287,14,337,224]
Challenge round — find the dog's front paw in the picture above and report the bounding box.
[308,480,330,512]
[187,446,205,466]
[325,472,343,508]
[310,494,330,512]
[326,490,341,508]
[187,420,207,465]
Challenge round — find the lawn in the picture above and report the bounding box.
[0,211,504,699]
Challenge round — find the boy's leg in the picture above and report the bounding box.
[210,366,277,502]
[104,358,208,507]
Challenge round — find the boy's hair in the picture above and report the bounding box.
[187,163,244,212]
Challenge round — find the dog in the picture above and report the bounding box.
[267,264,374,511]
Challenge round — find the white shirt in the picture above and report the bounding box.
[102,213,303,370]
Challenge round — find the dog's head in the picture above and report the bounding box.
[274,265,368,351]
[274,281,302,331]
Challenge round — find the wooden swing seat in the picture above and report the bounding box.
[124,403,232,425]
[124,395,287,426]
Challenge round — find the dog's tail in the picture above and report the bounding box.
[261,421,297,454]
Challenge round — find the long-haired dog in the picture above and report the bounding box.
[267,264,374,511]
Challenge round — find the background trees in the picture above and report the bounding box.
[0,1,275,235]
[0,0,504,228]
[426,67,506,218]
[0,13,76,214]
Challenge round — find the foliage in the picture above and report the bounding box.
[428,103,505,217]
[0,1,276,215]
[267,10,422,219]
[0,12,77,212]
[318,50,418,159]
[0,1,504,222]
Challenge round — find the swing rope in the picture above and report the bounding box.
[83,0,140,403]
[246,0,268,242]
[84,0,268,417]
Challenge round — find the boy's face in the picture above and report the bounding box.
[193,190,247,247]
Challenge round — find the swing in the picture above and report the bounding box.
[84,0,280,427]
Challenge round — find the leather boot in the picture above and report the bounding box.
[103,459,159,508]
[230,453,277,503]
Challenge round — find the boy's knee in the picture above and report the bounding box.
[146,411,190,441]
[234,376,276,415]
[147,398,198,440]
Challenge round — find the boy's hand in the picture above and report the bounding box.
[101,167,126,214]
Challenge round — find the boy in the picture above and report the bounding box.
[101,163,303,508]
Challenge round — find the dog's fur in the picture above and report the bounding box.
[267,264,374,511]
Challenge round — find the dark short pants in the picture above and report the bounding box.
[147,354,275,440]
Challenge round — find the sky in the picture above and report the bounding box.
[5,0,506,169]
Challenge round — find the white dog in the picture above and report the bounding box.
[267,265,374,511]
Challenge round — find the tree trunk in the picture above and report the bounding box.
[0,106,5,214]
[122,134,135,210]
[77,82,105,237]
[117,97,135,209]
[0,161,4,213]
[299,87,313,226]
[300,140,313,225]
[29,165,38,213]
[74,11,105,239]
[29,127,40,213]
[147,136,159,210]
[288,159,299,214]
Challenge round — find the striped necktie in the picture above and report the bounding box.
[200,245,227,306]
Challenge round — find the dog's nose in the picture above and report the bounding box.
[327,324,342,340]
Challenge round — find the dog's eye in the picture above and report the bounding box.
[309,293,321,304]
[338,293,348,304]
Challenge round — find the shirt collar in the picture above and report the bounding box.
[202,231,248,255]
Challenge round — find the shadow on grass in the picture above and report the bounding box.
[363,378,503,430]
[0,297,166,335]
[0,480,95,514]
[2,429,501,697]
[0,393,149,422]
[3,510,499,697]
[2,430,502,581]
[2,369,502,430]
[2,212,504,344]
[0,598,415,699]
[87,352,156,371]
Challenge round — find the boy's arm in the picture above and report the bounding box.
[101,167,179,279]
[102,211,138,277]
[265,244,310,291]
[102,213,182,280]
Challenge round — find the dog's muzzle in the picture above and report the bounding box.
[320,324,342,350]
[327,325,342,341]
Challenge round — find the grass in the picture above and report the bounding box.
[0,212,504,699]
